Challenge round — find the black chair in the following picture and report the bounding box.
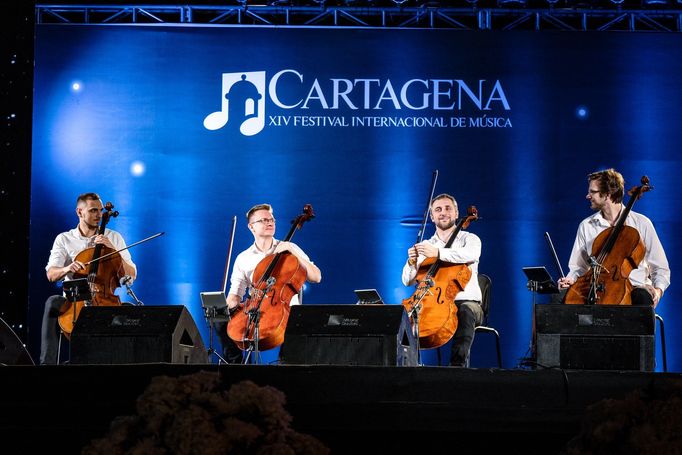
[474,273,502,368]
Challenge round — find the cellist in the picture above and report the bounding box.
[402,193,482,367]
[217,203,321,362]
[40,192,137,364]
[558,169,670,307]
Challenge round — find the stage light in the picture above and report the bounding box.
[575,105,589,119]
[130,160,146,177]
[70,81,83,92]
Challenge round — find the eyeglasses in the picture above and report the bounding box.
[250,217,276,225]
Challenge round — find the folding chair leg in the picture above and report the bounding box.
[474,326,502,369]
[494,331,502,369]
[57,331,62,365]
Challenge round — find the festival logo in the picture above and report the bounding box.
[204,69,512,136]
[203,71,266,136]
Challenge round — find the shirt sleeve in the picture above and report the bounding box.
[437,233,481,265]
[567,223,590,282]
[642,218,671,292]
[228,253,250,299]
[402,260,418,286]
[290,241,312,263]
[45,234,70,272]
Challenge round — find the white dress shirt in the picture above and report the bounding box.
[402,231,482,302]
[566,208,670,292]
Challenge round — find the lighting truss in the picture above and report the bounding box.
[36,3,682,31]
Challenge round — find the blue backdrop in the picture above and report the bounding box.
[30,24,681,369]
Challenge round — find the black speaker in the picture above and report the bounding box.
[535,304,655,371]
[279,304,417,366]
[70,305,207,364]
[0,318,34,366]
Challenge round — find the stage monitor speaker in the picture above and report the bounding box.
[279,304,417,366]
[0,318,34,366]
[535,304,655,371]
[70,305,207,364]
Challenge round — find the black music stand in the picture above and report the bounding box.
[521,266,559,367]
[200,291,230,364]
[522,266,558,305]
[354,289,384,305]
[63,278,92,303]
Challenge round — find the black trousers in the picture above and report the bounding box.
[213,320,244,364]
[40,295,66,365]
[449,300,483,367]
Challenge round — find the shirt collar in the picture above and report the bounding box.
[71,225,95,240]
[589,204,626,227]
[249,238,279,254]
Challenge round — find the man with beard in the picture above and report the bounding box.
[402,193,482,367]
[558,168,670,307]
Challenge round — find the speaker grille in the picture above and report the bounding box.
[535,305,656,371]
[70,305,207,364]
[280,305,417,366]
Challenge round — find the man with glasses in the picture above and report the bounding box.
[216,203,322,363]
[558,168,670,307]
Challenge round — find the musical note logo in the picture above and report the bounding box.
[203,71,266,136]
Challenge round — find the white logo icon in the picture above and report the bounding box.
[204,71,266,136]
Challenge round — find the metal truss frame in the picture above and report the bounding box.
[36,3,682,31]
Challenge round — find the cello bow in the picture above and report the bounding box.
[409,170,439,266]
[222,216,237,295]
[417,170,439,244]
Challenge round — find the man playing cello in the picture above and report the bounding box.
[41,193,136,364]
[402,193,482,367]
[217,203,321,362]
[558,169,670,307]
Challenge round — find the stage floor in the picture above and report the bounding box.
[1,364,678,453]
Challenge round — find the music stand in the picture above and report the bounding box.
[63,278,91,303]
[354,289,384,305]
[200,291,230,364]
[522,266,559,367]
[522,266,559,303]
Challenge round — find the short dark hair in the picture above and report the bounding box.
[431,193,458,209]
[588,169,624,203]
[76,192,101,205]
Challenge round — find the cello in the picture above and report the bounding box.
[564,176,652,305]
[227,204,315,352]
[402,206,479,349]
[58,202,124,337]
